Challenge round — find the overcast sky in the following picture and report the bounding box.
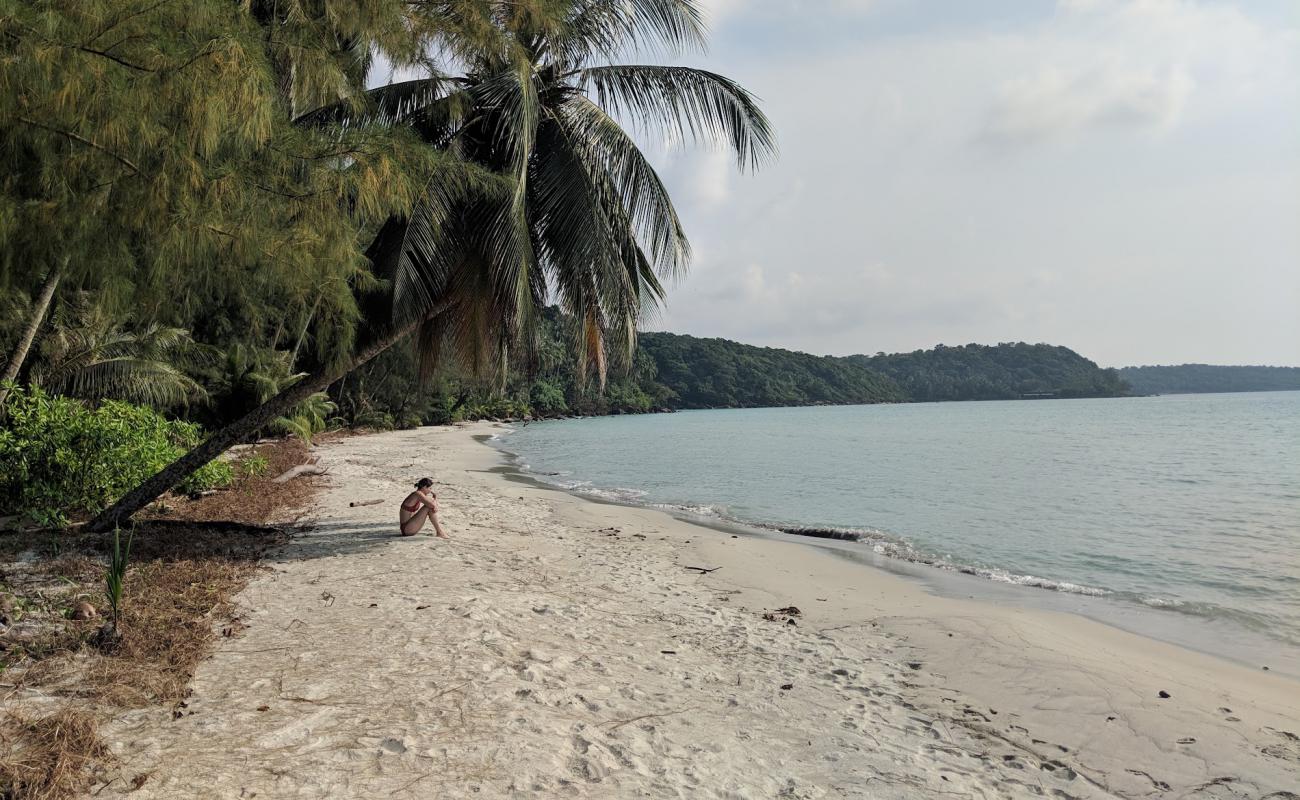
[634,0,1299,367]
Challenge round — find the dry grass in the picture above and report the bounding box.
[0,437,315,799]
[5,524,288,708]
[0,706,108,800]
[143,438,321,526]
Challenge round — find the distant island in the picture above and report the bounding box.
[1117,365,1300,396]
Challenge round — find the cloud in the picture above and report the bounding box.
[685,149,734,207]
[971,0,1298,150]
[980,64,1194,147]
[644,0,1300,365]
[698,0,878,30]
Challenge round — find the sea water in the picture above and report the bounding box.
[495,392,1300,674]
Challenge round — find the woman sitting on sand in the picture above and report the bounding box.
[399,478,449,538]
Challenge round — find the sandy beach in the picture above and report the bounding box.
[95,423,1300,798]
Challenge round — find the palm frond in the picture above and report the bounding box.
[577,64,776,169]
[556,0,707,64]
[294,75,457,128]
[55,357,205,408]
[557,94,689,278]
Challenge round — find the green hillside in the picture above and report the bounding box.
[848,343,1130,402]
[639,333,906,409]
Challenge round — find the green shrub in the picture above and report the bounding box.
[353,409,395,430]
[529,379,568,415]
[237,453,270,479]
[0,386,232,525]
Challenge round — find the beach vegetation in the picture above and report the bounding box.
[0,387,232,527]
[238,453,271,480]
[27,295,207,410]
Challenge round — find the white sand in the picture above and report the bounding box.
[97,424,1300,798]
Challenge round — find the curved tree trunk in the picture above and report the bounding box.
[88,319,419,532]
[0,262,63,407]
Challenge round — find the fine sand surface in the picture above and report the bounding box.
[97,424,1300,798]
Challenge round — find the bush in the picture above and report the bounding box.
[237,453,270,479]
[529,379,568,415]
[0,386,232,526]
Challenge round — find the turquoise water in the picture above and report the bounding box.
[495,392,1300,671]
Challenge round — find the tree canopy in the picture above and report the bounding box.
[850,343,1130,402]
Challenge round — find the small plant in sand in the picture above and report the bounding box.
[99,527,134,645]
[239,453,270,479]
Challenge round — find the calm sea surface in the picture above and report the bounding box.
[494,392,1300,674]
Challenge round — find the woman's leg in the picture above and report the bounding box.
[400,507,430,536]
[429,510,449,539]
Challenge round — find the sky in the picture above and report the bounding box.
[630,0,1300,367]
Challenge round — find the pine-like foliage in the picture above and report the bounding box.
[0,0,441,367]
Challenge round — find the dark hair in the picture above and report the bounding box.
[414,477,433,489]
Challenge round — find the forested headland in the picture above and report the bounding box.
[848,343,1131,402]
[1117,365,1300,395]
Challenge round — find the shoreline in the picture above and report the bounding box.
[97,423,1300,797]
[486,426,1300,680]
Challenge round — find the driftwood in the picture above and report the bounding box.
[348,499,384,508]
[272,463,327,483]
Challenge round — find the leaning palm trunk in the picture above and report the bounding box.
[87,318,421,532]
[0,262,63,406]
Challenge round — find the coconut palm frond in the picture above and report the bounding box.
[30,297,207,408]
[577,64,776,170]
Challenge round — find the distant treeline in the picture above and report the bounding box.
[1117,365,1300,396]
[337,319,1138,422]
[847,343,1130,402]
[640,334,907,408]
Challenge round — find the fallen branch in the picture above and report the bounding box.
[273,464,327,483]
[602,706,697,731]
[348,498,384,507]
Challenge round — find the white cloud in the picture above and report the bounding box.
[980,64,1194,146]
[974,0,1294,149]
[698,0,878,30]
[685,149,734,207]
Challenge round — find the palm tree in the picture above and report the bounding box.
[90,0,774,530]
[29,295,206,409]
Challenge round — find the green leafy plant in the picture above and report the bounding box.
[238,453,270,479]
[0,386,233,524]
[271,391,338,443]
